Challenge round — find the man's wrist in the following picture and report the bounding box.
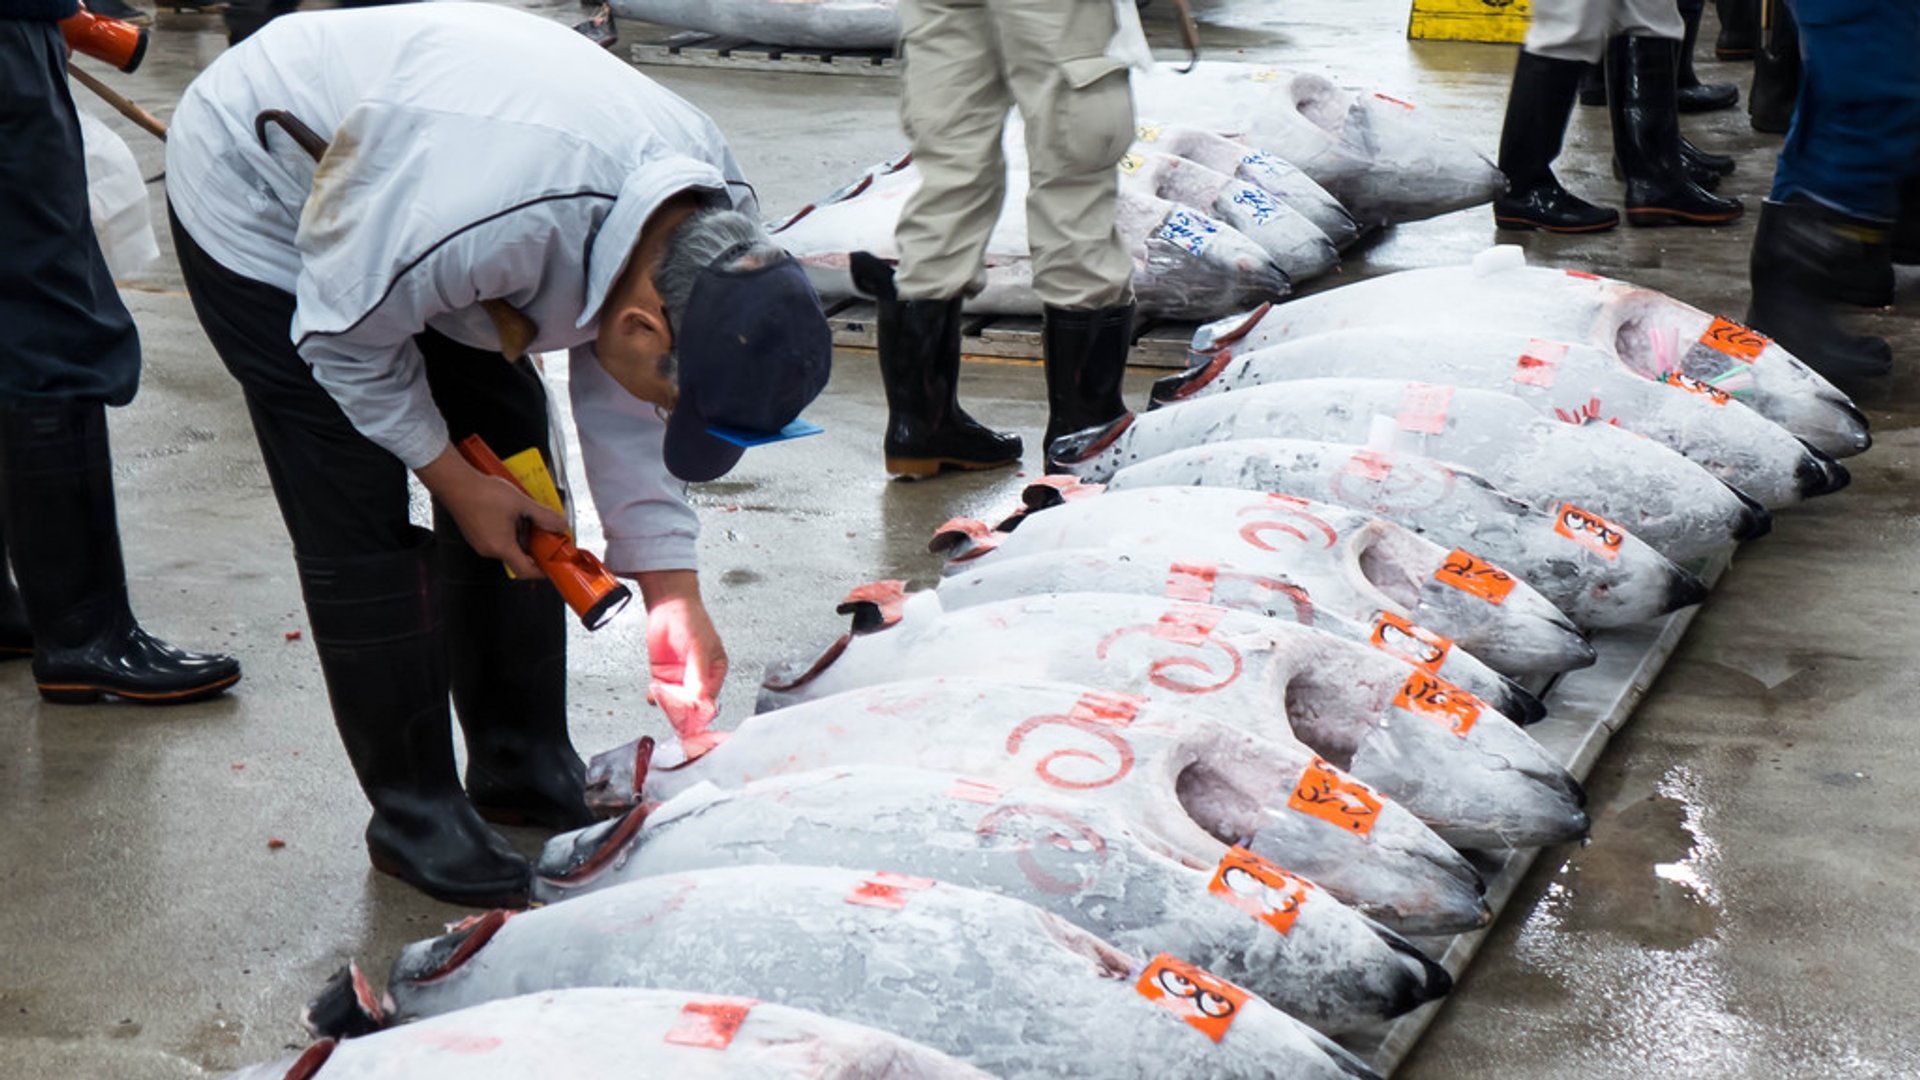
[634,568,702,609]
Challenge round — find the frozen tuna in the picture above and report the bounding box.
[1187,254,1870,458]
[381,866,1378,1079]
[934,484,1594,676]
[238,987,986,1079]
[1120,150,1340,284]
[608,0,899,48]
[1102,438,1709,630]
[756,587,1587,848]
[1051,379,1768,562]
[1132,120,1361,248]
[536,765,1451,1035]
[1157,326,1849,508]
[588,676,1490,933]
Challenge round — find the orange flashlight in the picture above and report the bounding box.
[60,4,149,74]
[455,435,633,631]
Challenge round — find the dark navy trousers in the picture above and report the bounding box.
[1770,0,1920,220]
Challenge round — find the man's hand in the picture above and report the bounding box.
[637,569,728,748]
[416,445,568,580]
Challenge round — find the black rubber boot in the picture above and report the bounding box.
[1041,302,1135,472]
[1748,0,1799,135]
[1495,52,1620,233]
[1611,135,1732,190]
[1714,0,1757,59]
[436,516,595,834]
[0,524,31,661]
[850,252,1022,479]
[1607,35,1745,227]
[1746,198,1894,380]
[0,403,241,704]
[299,529,531,909]
[1577,62,1606,106]
[1677,2,1739,112]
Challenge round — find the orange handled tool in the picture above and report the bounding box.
[456,435,632,631]
[60,4,148,73]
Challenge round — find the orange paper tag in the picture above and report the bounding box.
[1207,847,1311,935]
[1513,338,1568,388]
[945,778,1004,805]
[1287,758,1383,837]
[1434,549,1517,605]
[1698,317,1770,362]
[845,872,936,910]
[1393,672,1483,736]
[1369,612,1452,672]
[664,998,758,1049]
[1164,562,1219,604]
[1134,954,1251,1042]
[1396,382,1454,434]
[1660,371,1732,405]
[1553,504,1625,560]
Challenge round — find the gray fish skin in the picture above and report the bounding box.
[1160,326,1846,508]
[225,988,988,1080]
[386,865,1370,1080]
[1121,151,1340,285]
[592,676,1491,934]
[752,591,1588,849]
[1104,439,1708,631]
[1187,258,1870,459]
[535,765,1450,1036]
[608,0,899,48]
[1132,120,1362,248]
[936,547,1545,721]
[1053,378,1763,563]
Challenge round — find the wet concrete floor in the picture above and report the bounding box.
[2,0,1916,1076]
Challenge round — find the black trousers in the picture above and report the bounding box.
[0,20,140,406]
[168,206,556,561]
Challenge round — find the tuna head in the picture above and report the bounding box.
[1122,194,1292,321]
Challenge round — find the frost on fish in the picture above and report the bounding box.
[936,547,1544,722]
[1120,150,1340,284]
[932,484,1593,677]
[1133,64,1502,226]
[534,765,1451,1035]
[608,0,900,48]
[1158,326,1848,509]
[1134,120,1361,248]
[1187,256,1870,459]
[752,588,1586,849]
[1051,378,1767,563]
[589,676,1489,933]
[382,866,1374,1080]
[233,987,986,1080]
[1102,439,1709,630]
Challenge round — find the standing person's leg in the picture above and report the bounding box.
[1608,0,1744,224]
[1748,0,1800,133]
[1746,0,1920,378]
[170,209,528,907]
[1495,0,1621,233]
[0,22,238,705]
[860,0,1021,479]
[992,0,1136,464]
[416,335,592,833]
[1714,0,1757,58]
[1675,0,1739,112]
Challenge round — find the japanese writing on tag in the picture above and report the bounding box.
[1394,672,1483,736]
[1369,612,1452,672]
[1164,562,1219,603]
[1434,549,1516,605]
[1660,371,1732,405]
[1698,317,1769,362]
[1155,207,1221,257]
[845,872,935,911]
[1135,954,1251,1042]
[945,778,1004,805]
[1553,504,1626,560]
[664,998,757,1049]
[1229,185,1281,225]
[1207,847,1312,935]
[1513,339,1568,388]
[1287,758,1383,837]
[1396,382,1454,434]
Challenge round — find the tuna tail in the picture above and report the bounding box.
[1021,475,1105,510]
[837,580,908,633]
[1044,412,1135,477]
[1372,922,1455,1011]
[1793,444,1852,498]
[1728,485,1775,541]
[302,961,389,1040]
[390,908,514,988]
[534,801,654,895]
[1147,351,1235,409]
[928,517,1002,561]
[583,735,656,817]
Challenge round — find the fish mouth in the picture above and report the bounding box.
[1148,352,1234,409]
[1664,565,1712,611]
[1832,398,1872,453]
[1794,446,1853,498]
[1376,925,1454,1011]
[1729,486,1775,541]
[1495,680,1548,725]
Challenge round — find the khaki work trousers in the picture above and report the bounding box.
[893,0,1137,310]
[1525,0,1685,63]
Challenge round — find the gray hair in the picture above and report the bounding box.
[654,207,788,369]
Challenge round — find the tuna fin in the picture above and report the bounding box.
[1147,350,1235,409]
[302,961,387,1040]
[1021,475,1104,510]
[837,580,908,634]
[928,517,1001,560]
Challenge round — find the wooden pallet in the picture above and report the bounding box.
[824,298,1199,369]
[630,30,899,77]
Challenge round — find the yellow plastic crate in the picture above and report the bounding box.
[1408,0,1532,44]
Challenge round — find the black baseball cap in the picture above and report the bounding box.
[663,251,833,482]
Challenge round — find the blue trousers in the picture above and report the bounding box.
[1770,0,1920,220]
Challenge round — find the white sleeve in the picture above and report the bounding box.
[568,344,700,574]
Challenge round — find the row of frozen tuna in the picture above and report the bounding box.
[772,63,1504,319]
[227,255,1865,1078]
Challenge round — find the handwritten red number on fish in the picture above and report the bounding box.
[976,804,1110,895]
[1215,569,1316,626]
[1095,607,1244,695]
[1234,497,1337,552]
[1004,692,1143,790]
